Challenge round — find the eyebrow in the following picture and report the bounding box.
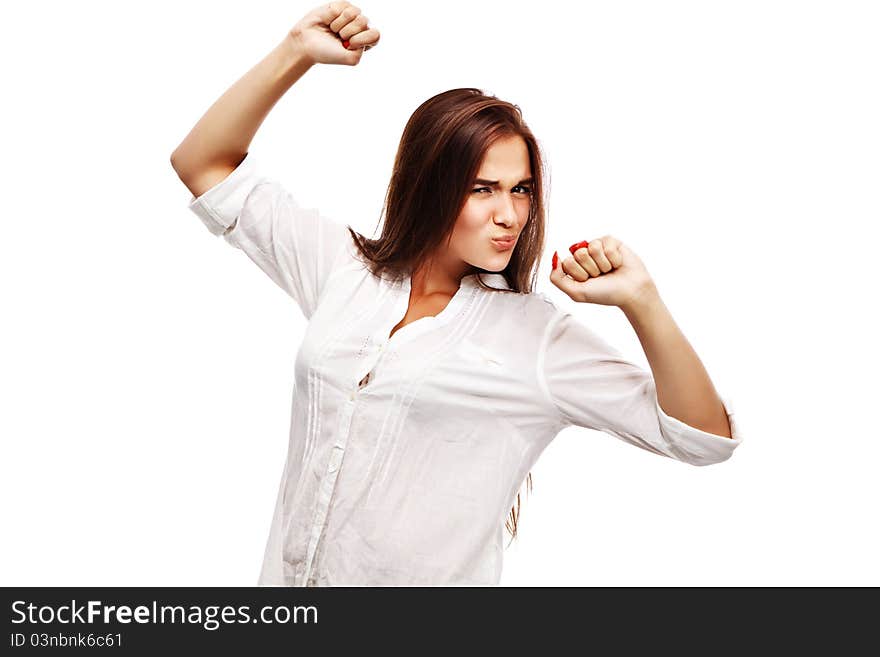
[473,177,534,186]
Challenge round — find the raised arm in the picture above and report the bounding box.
[170,38,311,198]
[170,1,380,198]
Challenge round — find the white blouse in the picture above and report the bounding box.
[187,153,744,586]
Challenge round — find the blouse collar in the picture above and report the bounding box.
[378,271,511,345]
[465,272,512,291]
[383,271,512,293]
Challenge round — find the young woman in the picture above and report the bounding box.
[171,2,743,586]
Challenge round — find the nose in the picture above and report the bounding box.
[493,192,519,227]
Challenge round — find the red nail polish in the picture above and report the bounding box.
[343,39,350,48]
[569,240,589,254]
[551,251,558,272]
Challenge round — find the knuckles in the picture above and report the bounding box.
[564,234,625,275]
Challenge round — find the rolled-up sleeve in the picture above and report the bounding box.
[538,309,743,466]
[187,153,351,319]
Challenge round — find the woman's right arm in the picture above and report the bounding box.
[170,37,313,198]
[170,2,380,198]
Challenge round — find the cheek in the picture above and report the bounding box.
[450,208,485,242]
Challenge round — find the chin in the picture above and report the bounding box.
[483,260,510,273]
[468,253,511,274]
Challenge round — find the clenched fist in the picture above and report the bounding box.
[289,2,381,66]
[550,235,657,309]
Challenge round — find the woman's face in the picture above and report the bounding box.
[448,135,533,273]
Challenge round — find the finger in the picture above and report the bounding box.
[330,5,361,34]
[549,256,582,297]
[322,1,353,23]
[600,235,626,266]
[347,28,380,50]
[315,3,345,25]
[339,14,368,40]
[601,237,624,268]
[571,247,601,277]
[561,254,590,282]
[588,239,613,273]
[606,244,624,268]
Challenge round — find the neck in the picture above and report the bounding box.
[410,259,477,298]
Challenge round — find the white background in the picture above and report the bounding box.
[2,0,878,586]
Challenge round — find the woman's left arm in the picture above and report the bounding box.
[551,235,732,438]
[620,287,732,438]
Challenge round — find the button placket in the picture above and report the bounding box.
[302,399,356,583]
[303,335,391,583]
[327,445,344,473]
[353,338,388,394]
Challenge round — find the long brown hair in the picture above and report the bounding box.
[346,88,550,541]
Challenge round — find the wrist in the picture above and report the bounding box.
[282,31,317,71]
[620,282,662,318]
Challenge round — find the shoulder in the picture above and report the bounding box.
[484,288,564,328]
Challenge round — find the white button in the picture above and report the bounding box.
[328,446,344,473]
